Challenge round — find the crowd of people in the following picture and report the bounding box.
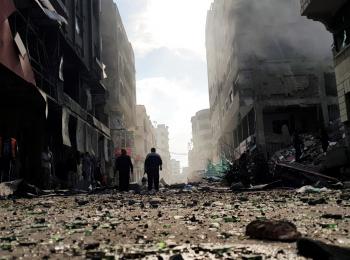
[39,146,163,193]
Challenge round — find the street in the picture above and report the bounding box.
[0,186,349,259]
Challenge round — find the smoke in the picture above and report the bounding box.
[207,0,333,66]
[229,0,333,61]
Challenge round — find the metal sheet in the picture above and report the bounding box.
[34,0,68,24]
[0,19,36,86]
[62,108,71,147]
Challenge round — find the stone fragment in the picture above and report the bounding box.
[308,198,327,205]
[321,214,343,220]
[84,242,100,250]
[75,198,89,206]
[246,219,301,242]
[297,238,350,260]
[169,254,184,260]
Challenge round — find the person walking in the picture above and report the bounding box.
[41,146,53,189]
[82,152,93,189]
[144,148,162,192]
[1,135,17,182]
[115,149,133,191]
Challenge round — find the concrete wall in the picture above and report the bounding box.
[156,125,171,182]
[101,0,136,131]
[188,109,212,180]
[134,105,156,183]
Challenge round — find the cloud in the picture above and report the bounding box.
[137,77,209,165]
[137,47,208,89]
[118,0,213,59]
[116,0,213,167]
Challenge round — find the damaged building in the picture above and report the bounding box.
[188,109,212,181]
[101,0,137,169]
[0,0,110,187]
[134,105,157,183]
[300,0,350,147]
[206,0,340,162]
[155,124,171,183]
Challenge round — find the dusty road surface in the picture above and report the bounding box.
[0,186,350,259]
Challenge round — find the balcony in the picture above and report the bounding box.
[300,0,346,20]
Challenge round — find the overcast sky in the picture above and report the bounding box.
[115,0,213,167]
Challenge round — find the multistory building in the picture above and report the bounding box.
[170,159,181,175]
[206,0,339,161]
[188,109,212,181]
[300,0,350,146]
[134,105,156,183]
[155,124,171,182]
[101,0,137,163]
[0,0,110,187]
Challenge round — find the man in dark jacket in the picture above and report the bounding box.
[144,148,162,191]
[115,149,133,191]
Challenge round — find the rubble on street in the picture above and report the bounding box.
[1,184,350,259]
[222,130,350,191]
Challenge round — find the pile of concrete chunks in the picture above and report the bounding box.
[231,132,350,191]
[270,134,350,189]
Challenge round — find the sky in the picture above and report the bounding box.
[115,0,213,168]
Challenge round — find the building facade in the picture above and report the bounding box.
[101,0,137,163]
[134,105,157,183]
[188,109,212,181]
[0,0,111,187]
[170,159,181,175]
[300,0,350,146]
[155,124,171,183]
[206,0,340,161]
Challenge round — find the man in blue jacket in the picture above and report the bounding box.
[144,148,162,191]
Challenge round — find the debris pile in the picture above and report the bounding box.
[271,134,338,166]
[223,129,350,190]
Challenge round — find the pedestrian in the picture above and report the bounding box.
[90,153,97,188]
[76,152,83,188]
[1,135,17,182]
[94,159,102,186]
[292,130,303,162]
[41,146,53,189]
[67,150,78,189]
[319,127,329,153]
[115,149,133,192]
[82,152,93,189]
[144,148,162,192]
